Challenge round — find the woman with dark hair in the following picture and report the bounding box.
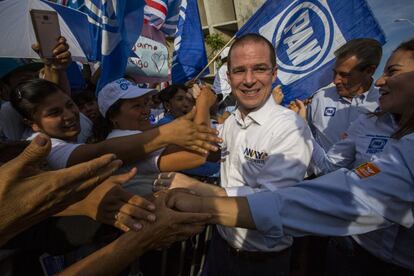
[157,84,195,125]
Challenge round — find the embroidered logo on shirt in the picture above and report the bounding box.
[366,137,388,154]
[324,107,336,116]
[220,147,229,162]
[243,147,268,164]
[354,162,381,178]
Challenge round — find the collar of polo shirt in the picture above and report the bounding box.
[234,95,276,127]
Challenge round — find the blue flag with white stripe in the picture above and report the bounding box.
[82,0,145,92]
[236,0,386,104]
[171,0,208,84]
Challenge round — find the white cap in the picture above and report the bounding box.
[98,78,157,117]
[220,47,230,60]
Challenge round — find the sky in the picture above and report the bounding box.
[366,0,414,78]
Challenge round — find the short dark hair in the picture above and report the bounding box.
[394,38,414,56]
[10,79,63,121]
[159,84,188,103]
[334,38,382,71]
[72,88,96,107]
[227,33,276,69]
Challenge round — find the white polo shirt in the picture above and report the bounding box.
[218,96,313,252]
[308,82,379,151]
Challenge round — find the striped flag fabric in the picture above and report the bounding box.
[144,0,183,37]
[144,0,168,30]
[171,0,208,84]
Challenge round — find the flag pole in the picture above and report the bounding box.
[194,35,236,81]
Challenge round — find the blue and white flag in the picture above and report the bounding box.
[83,0,145,92]
[236,0,386,104]
[171,0,208,84]
[161,0,182,37]
[0,0,145,92]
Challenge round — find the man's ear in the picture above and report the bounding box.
[271,65,278,83]
[24,118,41,132]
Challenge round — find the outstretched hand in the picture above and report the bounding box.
[0,134,122,246]
[165,108,222,154]
[61,168,157,232]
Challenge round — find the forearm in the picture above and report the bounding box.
[68,127,171,166]
[159,149,206,171]
[311,137,355,175]
[60,229,152,276]
[158,96,216,170]
[43,66,71,95]
[246,170,395,239]
[194,98,211,126]
[160,94,214,166]
[201,196,256,229]
[0,204,61,246]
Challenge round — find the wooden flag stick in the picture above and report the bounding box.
[193,35,236,81]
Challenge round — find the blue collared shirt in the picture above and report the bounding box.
[308,82,379,151]
[247,133,414,269]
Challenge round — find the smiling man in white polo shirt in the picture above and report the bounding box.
[159,33,313,276]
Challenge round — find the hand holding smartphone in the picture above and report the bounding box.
[30,9,61,59]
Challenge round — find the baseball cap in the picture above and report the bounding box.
[98,78,157,117]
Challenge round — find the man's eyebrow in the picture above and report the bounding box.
[232,63,271,69]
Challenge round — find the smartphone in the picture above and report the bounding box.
[30,9,61,59]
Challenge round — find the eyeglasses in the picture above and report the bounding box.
[229,65,274,79]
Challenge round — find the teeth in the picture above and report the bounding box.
[243,90,258,94]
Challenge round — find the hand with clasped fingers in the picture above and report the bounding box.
[0,134,122,246]
[59,167,157,232]
[138,190,212,249]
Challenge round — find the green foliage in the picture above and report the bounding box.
[205,33,226,54]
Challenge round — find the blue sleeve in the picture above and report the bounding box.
[157,114,175,126]
[247,136,414,240]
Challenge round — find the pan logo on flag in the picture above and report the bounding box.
[274,1,333,74]
[259,0,346,85]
